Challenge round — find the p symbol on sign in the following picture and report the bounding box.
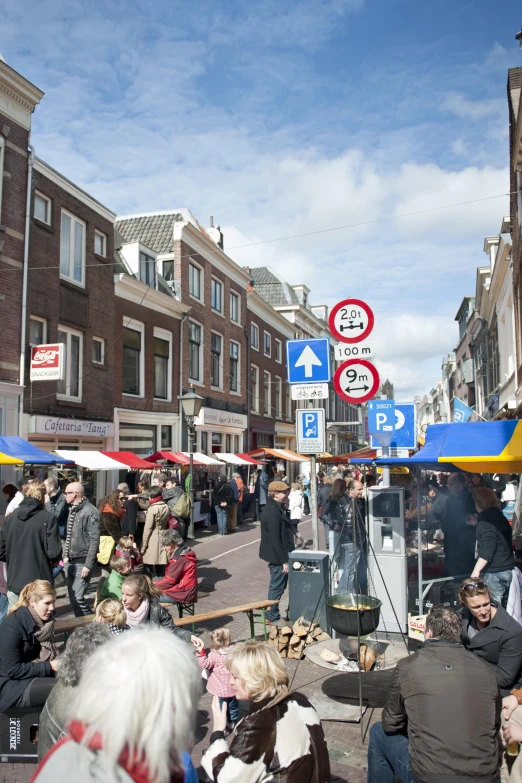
[376,413,387,430]
[304,413,317,437]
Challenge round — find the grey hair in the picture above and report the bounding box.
[232,472,241,479]
[58,624,112,687]
[44,476,59,490]
[71,627,202,783]
[160,529,183,547]
[218,473,227,482]
[117,483,130,494]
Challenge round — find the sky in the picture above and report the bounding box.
[1,0,521,400]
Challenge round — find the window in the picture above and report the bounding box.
[92,337,104,365]
[29,316,47,346]
[211,278,223,313]
[161,425,172,449]
[139,251,156,287]
[230,341,239,393]
[163,260,174,281]
[94,230,106,257]
[153,336,170,399]
[188,321,202,383]
[0,136,4,223]
[210,332,222,388]
[302,292,307,307]
[226,434,232,452]
[200,431,208,454]
[264,331,271,357]
[60,210,85,285]
[230,291,240,323]
[263,371,271,415]
[251,323,259,350]
[34,191,51,225]
[275,339,282,363]
[234,434,240,452]
[275,376,282,418]
[250,365,259,413]
[122,326,142,395]
[189,263,201,299]
[57,325,83,401]
[211,432,222,453]
[286,384,292,419]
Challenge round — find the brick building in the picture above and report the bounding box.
[22,158,117,476]
[508,67,522,413]
[0,60,43,447]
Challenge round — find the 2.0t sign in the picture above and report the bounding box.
[328,298,375,344]
[333,359,380,404]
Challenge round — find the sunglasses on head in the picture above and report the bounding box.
[462,580,487,593]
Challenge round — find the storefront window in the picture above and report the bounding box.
[211,432,222,453]
[234,434,240,452]
[161,425,172,449]
[119,424,156,455]
[226,434,232,452]
[200,431,208,454]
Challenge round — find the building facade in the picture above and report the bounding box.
[508,67,522,413]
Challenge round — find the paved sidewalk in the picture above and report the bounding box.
[1,516,376,783]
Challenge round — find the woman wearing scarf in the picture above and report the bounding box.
[0,580,59,711]
[141,486,170,578]
[96,491,125,576]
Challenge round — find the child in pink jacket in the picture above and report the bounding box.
[197,627,238,730]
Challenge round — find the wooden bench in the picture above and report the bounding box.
[55,614,95,641]
[173,599,280,640]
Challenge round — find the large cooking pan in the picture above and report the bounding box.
[326,593,382,637]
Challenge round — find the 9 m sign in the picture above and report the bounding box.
[30,344,65,381]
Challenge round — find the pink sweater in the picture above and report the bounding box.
[197,647,235,698]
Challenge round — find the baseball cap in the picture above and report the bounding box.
[269,480,289,492]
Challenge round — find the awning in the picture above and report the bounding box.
[0,452,24,465]
[55,450,131,470]
[0,436,73,465]
[101,452,153,469]
[248,448,304,463]
[216,453,263,466]
[188,452,224,466]
[319,448,378,464]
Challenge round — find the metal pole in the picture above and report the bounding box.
[417,469,423,615]
[188,421,195,540]
[310,454,319,549]
[381,444,390,488]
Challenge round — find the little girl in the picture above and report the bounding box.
[197,628,238,731]
[115,535,142,571]
[95,598,130,635]
[288,483,305,548]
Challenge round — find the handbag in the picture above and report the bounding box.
[97,535,115,565]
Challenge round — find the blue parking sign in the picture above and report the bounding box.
[370,402,417,450]
[368,400,395,447]
[296,409,325,454]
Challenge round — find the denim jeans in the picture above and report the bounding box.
[266,563,288,621]
[0,592,8,624]
[216,506,228,534]
[483,570,513,609]
[219,696,239,723]
[65,561,92,617]
[367,722,420,783]
[337,541,367,594]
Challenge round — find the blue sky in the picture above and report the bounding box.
[2,0,521,398]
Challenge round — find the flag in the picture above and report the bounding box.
[452,397,473,423]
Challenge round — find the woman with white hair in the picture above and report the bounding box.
[32,628,203,783]
[202,640,330,781]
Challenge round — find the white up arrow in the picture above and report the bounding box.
[295,345,322,378]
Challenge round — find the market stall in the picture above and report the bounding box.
[54,449,153,502]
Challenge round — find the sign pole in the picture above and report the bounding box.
[310,453,319,550]
[381,445,390,488]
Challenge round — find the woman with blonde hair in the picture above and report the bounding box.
[95,598,130,635]
[0,580,58,711]
[202,640,330,781]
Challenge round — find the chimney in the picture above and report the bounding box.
[208,216,224,250]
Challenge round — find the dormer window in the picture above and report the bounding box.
[139,251,156,287]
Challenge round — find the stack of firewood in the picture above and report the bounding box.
[268,616,331,660]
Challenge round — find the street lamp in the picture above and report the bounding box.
[179,386,204,540]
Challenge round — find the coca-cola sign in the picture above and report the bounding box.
[30,343,65,381]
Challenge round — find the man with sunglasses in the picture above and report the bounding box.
[62,482,100,617]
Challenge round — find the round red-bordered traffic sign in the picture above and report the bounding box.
[333,358,380,404]
[329,298,375,344]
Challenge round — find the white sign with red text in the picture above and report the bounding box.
[30,344,65,381]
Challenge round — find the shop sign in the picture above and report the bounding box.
[30,415,115,438]
[30,344,64,381]
[195,407,247,429]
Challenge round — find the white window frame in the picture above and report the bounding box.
[188,261,203,302]
[229,339,241,395]
[94,230,107,258]
[263,331,272,358]
[210,330,224,390]
[92,336,105,365]
[250,364,259,414]
[275,376,282,418]
[211,277,224,315]
[229,290,241,324]
[153,326,173,402]
[251,322,259,351]
[56,324,83,402]
[139,250,157,288]
[275,338,282,363]
[263,370,271,416]
[29,315,47,346]
[34,190,52,225]
[122,317,145,398]
[60,209,86,287]
[188,318,204,387]
[0,136,4,223]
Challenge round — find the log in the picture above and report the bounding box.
[315,632,332,642]
[269,626,279,640]
[359,645,377,672]
[312,627,324,639]
[280,647,287,658]
[277,640,289,652]
[289,634,300,646]
[295,625,309,637]
[280,626,293,636]
[287,647,300,659]
[292,617,304,634]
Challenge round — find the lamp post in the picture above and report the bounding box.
[179,386,204,540]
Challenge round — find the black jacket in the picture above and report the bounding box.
[147,601,191,642]
[65,500,100,571]
[45,489,69,537]
[476,507,514,573]
[383,639,501,783]
[428,491,477,577]
[317,482,331,512]
[461,603,522,694]
[212,481,234,508]
[0,498,62,594]
[120,498,137,537]
[0,606,53,711]
[259,497,294,565]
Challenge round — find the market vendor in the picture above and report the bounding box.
[428,473,476,577]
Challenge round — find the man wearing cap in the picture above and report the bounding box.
[259,480,294,624]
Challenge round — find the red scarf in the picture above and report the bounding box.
[149,495,164,506]
[101,502,126,520]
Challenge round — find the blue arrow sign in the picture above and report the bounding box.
[286,338,331,384]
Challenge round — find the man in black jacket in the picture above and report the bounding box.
[428,472,476,577]
[0,481,62,607]
[259,481,293,624]
[367,605,501,783]
[62,482,100,617]
[44,477,69,539]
